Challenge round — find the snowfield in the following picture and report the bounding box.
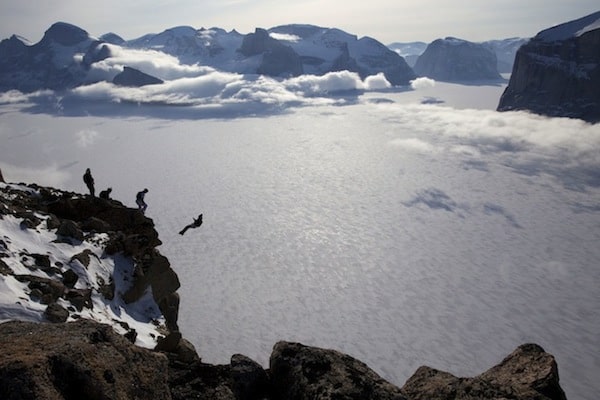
[1,78,599,400]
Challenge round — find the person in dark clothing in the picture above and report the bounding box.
[83,168,95,196]
[136,188,148,214]
[99,187,112,200]
[179,214,203,235]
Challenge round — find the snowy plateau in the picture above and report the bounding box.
[0,16,600,400]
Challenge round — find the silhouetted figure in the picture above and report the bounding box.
[83,168,95,196]
[0,168,5,183]
[99,187,112,200]
[136,188,149,214]
[179,214,203,235]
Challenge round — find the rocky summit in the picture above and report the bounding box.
[0,182,568,399]
[498,11,600,123]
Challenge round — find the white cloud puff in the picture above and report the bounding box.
[363,73,392,90]
[410,77,436,90]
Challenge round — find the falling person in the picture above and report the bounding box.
[179,214,203,235]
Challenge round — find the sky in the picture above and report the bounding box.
[0,1,598,45]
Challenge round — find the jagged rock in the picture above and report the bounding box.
[230,354,270,400]
[113,66,164,87]
[64,288,93,311]
[56,219,84,242]
[269,341,406,400]
[498,11,600,122]
[61,268,79,288]
[155,331,183,353]
[240,28,304,77]
[176,338,201,364]
[123,250,180,311]
[69,248,96,267]
[81,216,112,233]
[44,302,69,323]
[401,343,566,400]
[16,274,66,304]
[0,319,171,400]
[158,291,180,332]
[414,37,501,81]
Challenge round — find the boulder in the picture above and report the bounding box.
[230,354,270,400]
[400,343,566,400]
[0,319,171,400]
[269,341,406,400]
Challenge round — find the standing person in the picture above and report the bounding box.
[83,168,95,196]
[136,188,149,214]
[179,214,203,235]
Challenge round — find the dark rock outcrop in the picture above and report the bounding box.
[0,320,171,400]
[414,37,502,81]
[401,343,566,400]
[497,11,600,122]
[113,66,164,87]
[269,341,407,400]
[239,28,304,77]
[0,183,180,337]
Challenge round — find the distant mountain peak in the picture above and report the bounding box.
[536,10,600,42]
[42,21,91,46]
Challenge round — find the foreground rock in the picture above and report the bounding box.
[0,321,567,400]
[498,11,600,122]
[401,344,566,400]
[270,341,406,399]
[0,320,171,400]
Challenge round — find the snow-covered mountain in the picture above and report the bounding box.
[498,11,600,122]
[0,21,416,92]
[126,24,416,85]
[414,37,502,82]
[0,22,101,92]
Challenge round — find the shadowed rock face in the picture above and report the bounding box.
[113,66,164,87]
[401,343,566,400]
[0,320,171,400]
[414,37,501,81]
[498,12,600,122]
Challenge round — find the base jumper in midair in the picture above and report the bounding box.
[179,214,203,235]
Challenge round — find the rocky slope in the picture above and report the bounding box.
[414,37,502,81]
[497,11,600,122]
[0,182,568,399]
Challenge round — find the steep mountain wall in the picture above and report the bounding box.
[414,37,501,81]
[497,12,600,122]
